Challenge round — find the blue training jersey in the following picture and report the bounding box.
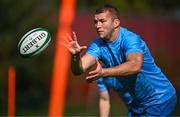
[86,27,176,110]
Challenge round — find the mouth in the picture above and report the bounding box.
[97,30,104,34]
[97,31,105,38]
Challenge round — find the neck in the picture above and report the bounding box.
[105,27,120,42]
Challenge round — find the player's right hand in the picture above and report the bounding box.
[60,32,87,55]
[86,60,103,83]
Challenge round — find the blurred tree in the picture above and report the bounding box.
[0,0,58,115]
[77,0,180,17]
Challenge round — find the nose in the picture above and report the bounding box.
[96,21,101,29]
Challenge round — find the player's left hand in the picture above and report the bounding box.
[86,60,104,83]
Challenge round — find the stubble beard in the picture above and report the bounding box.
[103,26,115,41]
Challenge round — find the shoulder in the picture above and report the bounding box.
[91,38,103,45]
[88,38,104,48]
[86,38,103,59]
[121,27,140,39]
[120,27,142,45]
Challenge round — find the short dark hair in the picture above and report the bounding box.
[95,4,120,19]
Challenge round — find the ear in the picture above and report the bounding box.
[113,19,120,28]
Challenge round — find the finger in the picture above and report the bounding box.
[65,33,73,41]
[60,41,68,48]
[86,76,98,83]
[73,32,77,41]
[61,36,69,44]
[87,75,96,80]
[96,60,103,69]
[80,46,87,50]
[86,73,99,79]
[96,59,101,65]
[81,46,87,49]
[89,70,98,75]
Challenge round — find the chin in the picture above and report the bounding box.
[99,36,104,38]
[99,34,105,38]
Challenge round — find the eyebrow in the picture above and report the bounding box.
[94,17,105,21]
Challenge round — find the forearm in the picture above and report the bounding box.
[99,95,110,117]
[71,53,83,75]
[71,54,97,76]
[102,60,141,77]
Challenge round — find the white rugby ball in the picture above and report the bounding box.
[18,28,51,58]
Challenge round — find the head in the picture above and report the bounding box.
[94,5,121,41]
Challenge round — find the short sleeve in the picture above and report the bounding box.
[96,78,108,92]
[122,33,144,56]
[86,39,101,60]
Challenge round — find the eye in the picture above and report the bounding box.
[100,19,106,23]
[94,20,97,24]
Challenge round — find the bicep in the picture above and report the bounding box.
[81,54,96,72]
[127,52,143,62]
[126,52,143,71]
[122,35,144,68]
